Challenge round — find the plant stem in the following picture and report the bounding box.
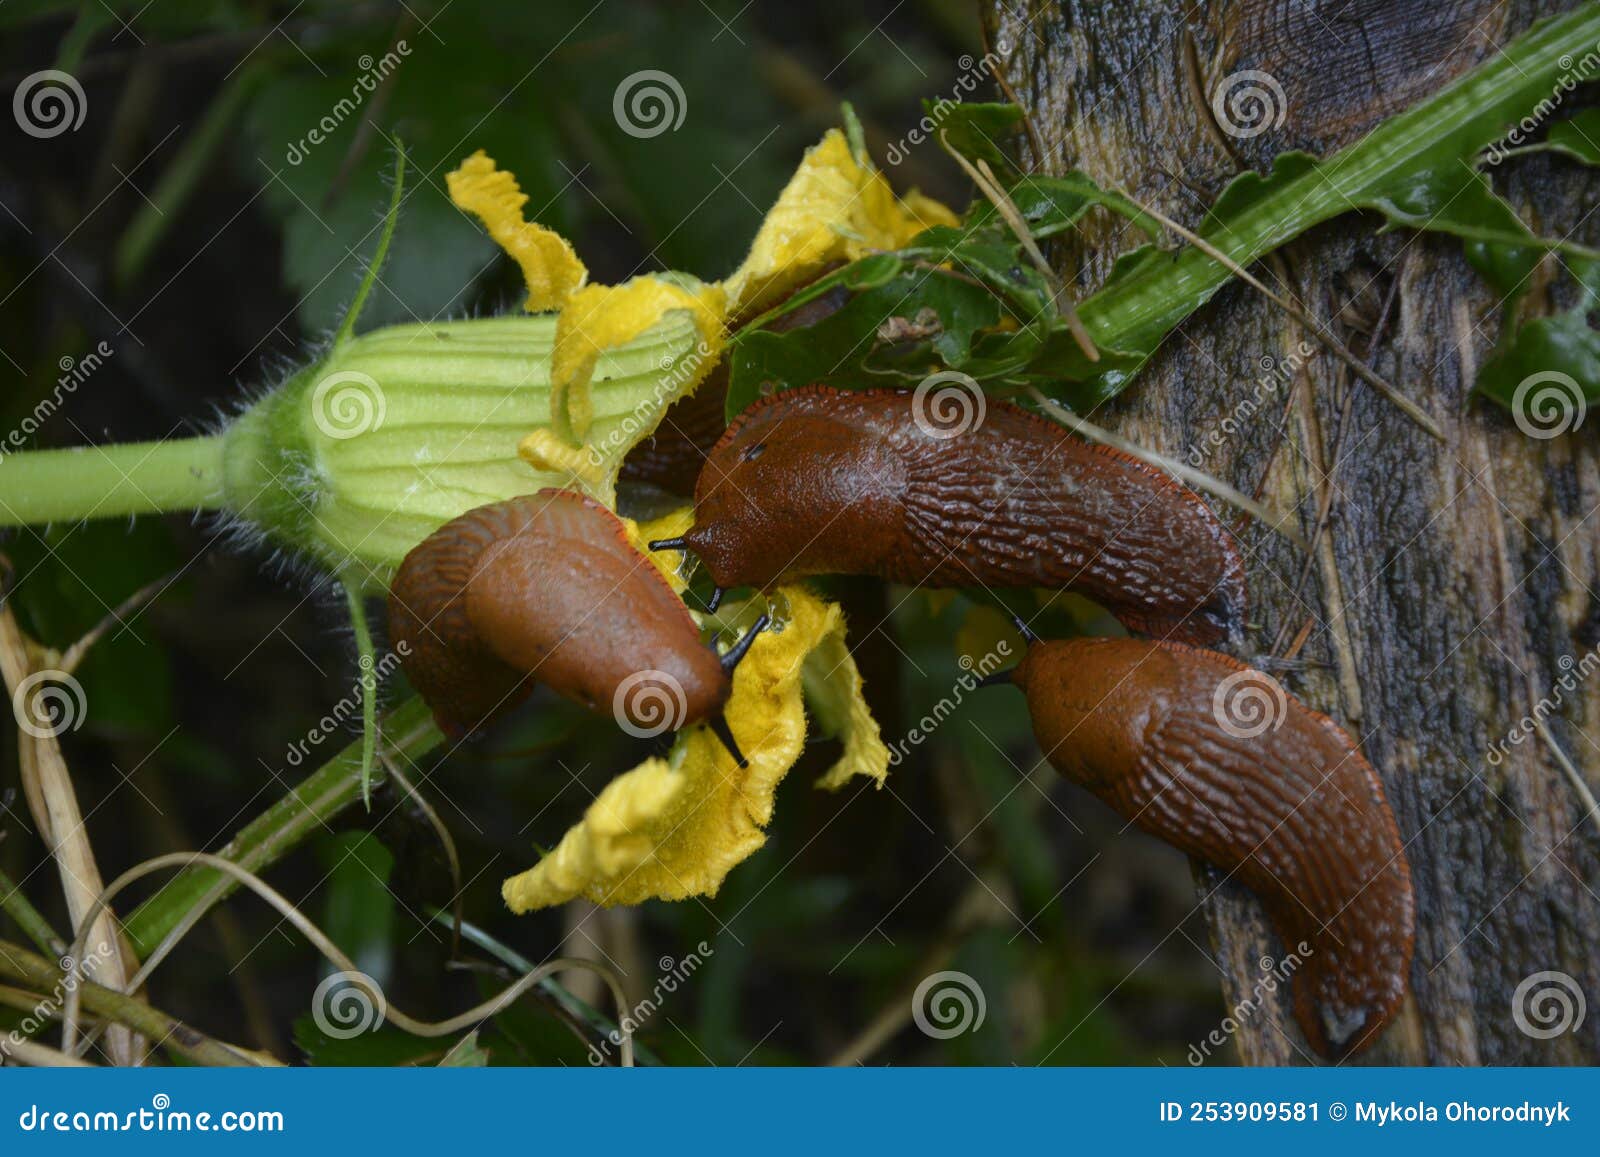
[0,864,66,956]
[0,938,260,1066]
[1078,4,1600,386]
[0,436,227,526]
[121,695,443,958]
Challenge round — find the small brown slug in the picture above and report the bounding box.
[388,489,764,761]
[654,386,1247,646]
[999,633,1414,1058]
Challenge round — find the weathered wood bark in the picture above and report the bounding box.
[987,0,1600,1064]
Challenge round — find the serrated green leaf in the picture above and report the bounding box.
[921,100,1023,178]
[1540,109,1600,165]
[726,268,1001,415]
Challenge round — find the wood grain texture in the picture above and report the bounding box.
[987,0,1600,1064]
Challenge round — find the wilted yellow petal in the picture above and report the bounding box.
[721,129,959,317]
[801,621,892,791]
[550,275,726,443]
[501,587,887,912]
[447,151,587,312]
[515,427,608,492]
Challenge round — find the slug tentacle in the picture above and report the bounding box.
[388,490,728,743]
[1010,636,1414,1058]
[682,386,1247,647]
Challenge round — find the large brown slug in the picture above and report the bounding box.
[388,489,762,760]
[1005,634,1414,1057]
[656,386,1247,646]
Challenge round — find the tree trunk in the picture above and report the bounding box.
[987,0,1600,1064]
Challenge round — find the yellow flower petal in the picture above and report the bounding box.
[720,129,959,317]
[516,428,607,493]
[550,275,727,444]
[628,506,695,596]
[447,151,588,312]
[501,587,888,912]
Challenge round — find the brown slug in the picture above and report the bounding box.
[653,385,1247,645]
[1000,633,1414,1058]
[388,489,763,761]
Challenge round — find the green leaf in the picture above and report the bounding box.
[1362,156,1541,300]
[963,174,1161,240]
[924,101,1023,178]
[318,831,396,986]
[1476,259,1600,426]
[293,1018,437,1067]
[726,268,1001,416]
[439,1030,492,1066]
[1537,109,1600,165]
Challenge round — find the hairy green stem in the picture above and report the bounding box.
[0,436,227,526]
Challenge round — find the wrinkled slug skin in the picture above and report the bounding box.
[388,491,726,736]
[1015,637,1414,1057]
[685,386,1246,645]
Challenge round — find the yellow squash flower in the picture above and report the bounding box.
[446,128,953,912]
